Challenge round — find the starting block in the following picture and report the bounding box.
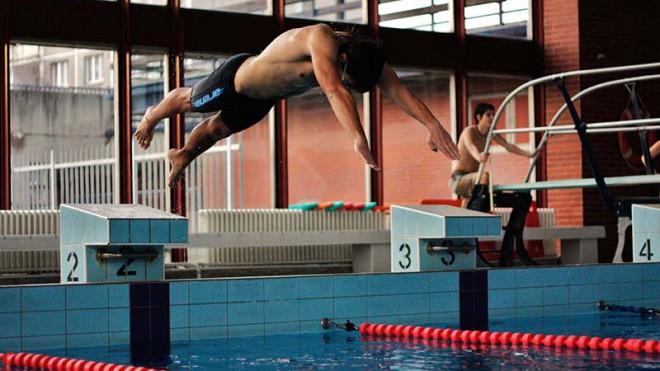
[633,204,660,263]
[390,205,501,272]
[59,204,188,283]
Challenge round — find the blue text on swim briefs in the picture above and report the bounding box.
[193,87,225,109]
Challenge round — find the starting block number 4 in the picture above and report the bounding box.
[632,204,660,264]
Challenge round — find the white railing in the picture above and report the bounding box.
[10,134,240,232]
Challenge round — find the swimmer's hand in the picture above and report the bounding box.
[427,126,460,160]
[354,137,380,171]
[478,152,490,163]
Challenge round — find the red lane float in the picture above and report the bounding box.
[358,323,660,354]
[0,352,160,371]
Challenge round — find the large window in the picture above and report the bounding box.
[467,74,532,186]
[379,0,451,32]
[184,55,273,226]
[465,0,530,39]
[286,0,366,23]
[288,88,367,204]
[9,45,115,209]
[131,53,167,211]
[382,69,452,204]
[182,0,271,15]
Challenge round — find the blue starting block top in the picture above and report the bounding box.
[60,204,188,245]
[391,205,501,238]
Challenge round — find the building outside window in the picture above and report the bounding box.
[85,55,104,84]
[51,61,68,87]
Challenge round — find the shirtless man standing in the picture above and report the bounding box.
[135,23,460,187]
[451,102,535,199]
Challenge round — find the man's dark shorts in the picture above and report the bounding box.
[190,53,275,133]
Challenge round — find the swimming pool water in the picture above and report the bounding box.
[26,312,660,370]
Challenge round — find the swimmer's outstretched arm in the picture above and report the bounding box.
[493,134,536,157]
[307,24,379,170]
[377,64,459,160]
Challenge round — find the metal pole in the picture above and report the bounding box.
[0,0,10,209]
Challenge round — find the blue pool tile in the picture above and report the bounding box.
[300,277,333,299]
[398,294,429,315]
[487,217,502,236]
[266,322,299,336]
[0,288,20,313]
[542,286,569,306]
[190,280,227,304]
[543,304,570,317]
[67,333,108,348]
[643,281,660,299]
[109,331,130,347]
[0,313,20,338]
[109,284,129,308]
[150,220,170,244]
[228,324,264,338]
[170,281,190,305]
[618,282,642,301]
[66,285,108,309]
[488,308,516,320]
[109,308,129,332]
[488,269,516,289]
[618,264,642,282]
[392,314,429,325]
[445,218,459,237]
[0,338,20,352]
[228,279,264,302]
[429,291,459,312]
[515,288,542,307]
[22,311,65,336]
[428,271,459,292]
[334,297,367,319]
[170,328,190,343]
[489,289,515,309]
[367,296,398,317]
[595,283,618,301]
[567,266,596,285]
[169,219,189,243]
[542,267,569,286]
[190,326,227,340]
[265,278,300,301]
[300,320,325,334]
[22,287,65,312]
[593,265,619,284]
[642,263,660,281]
[398,273,429,294]
[300,298,334,321]
[515,307,543,318]
[22,335,65,351]
[170,305,190,329]
[428,311,459,324]
[228,302,264,325]
[265,300,299,323]
[109,219,130,244]
[569,285,597,304]
[67,309,109,334]
[129,219,150,243]
[367,275,398,296]
[569,303,596,314]
[334,275,367,297]
[644,298,660,308]
[190,303,227,327]
[514,268,543,288]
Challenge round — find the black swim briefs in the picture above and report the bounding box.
[190,53,275,133]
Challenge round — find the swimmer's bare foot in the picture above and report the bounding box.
[135,106,157,149]
[167,148,190,188]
